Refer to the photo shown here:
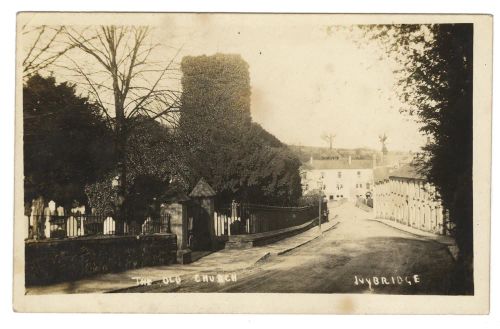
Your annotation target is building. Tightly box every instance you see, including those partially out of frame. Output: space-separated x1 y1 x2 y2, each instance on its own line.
373 164 446 235
301 155 375 201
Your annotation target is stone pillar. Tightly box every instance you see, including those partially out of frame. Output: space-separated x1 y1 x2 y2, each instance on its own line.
201 197 216 247
163 202 192 264
189 178 217 251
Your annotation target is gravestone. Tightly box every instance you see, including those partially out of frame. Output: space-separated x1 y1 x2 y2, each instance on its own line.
56 206 65 216
43 203 54 239
48 200 56 212
66 216 78 237
103 216 115 235
142 216 153 234
71 205 86 236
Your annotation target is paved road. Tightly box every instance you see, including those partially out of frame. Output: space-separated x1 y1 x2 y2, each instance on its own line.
123 203 458 294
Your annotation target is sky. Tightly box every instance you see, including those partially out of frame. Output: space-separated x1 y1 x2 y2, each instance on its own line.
156 14 427 152
22 14 428 152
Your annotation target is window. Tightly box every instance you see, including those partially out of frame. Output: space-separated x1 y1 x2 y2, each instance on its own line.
357 171 361 178
366 183 370 190
329 195 334 200
337 171 342 178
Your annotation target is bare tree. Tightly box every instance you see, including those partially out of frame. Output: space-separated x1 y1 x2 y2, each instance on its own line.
22 25 75 80
321 133 336 150
61 25 182 227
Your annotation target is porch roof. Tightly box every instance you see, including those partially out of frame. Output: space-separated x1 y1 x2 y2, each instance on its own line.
189 178 216 198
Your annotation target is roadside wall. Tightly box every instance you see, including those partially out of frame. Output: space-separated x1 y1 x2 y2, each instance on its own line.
25 234 177 286
225 216 326 249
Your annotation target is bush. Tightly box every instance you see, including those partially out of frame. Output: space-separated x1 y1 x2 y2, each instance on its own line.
298 190 324 207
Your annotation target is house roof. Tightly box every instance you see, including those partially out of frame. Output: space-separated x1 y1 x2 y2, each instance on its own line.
373 166 392 182
307 159 374 170
389 164 424 180
189 178 216 198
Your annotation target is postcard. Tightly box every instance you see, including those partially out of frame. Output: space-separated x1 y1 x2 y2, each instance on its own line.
13 12 492 314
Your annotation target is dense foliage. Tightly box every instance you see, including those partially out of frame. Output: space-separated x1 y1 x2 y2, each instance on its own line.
84 172 117 216
298 190 323 207
363 24 474 293
23 74 114 207
85 116 181 217
178 54 302 206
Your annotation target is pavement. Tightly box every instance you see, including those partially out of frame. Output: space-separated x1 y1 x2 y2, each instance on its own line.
26 212 339 295
369 214 458 260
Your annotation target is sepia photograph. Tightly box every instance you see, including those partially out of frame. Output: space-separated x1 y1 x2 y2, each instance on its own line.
13 12 492 313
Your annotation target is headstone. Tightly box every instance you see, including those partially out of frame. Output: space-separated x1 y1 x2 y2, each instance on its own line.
103 216 115 235
66 216 78 237
48 200 56 213
142 217 152 234
56 206 65 216
71 205 85 214
43 206 52 238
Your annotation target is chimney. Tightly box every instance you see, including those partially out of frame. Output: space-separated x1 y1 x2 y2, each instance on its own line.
348 155 352 165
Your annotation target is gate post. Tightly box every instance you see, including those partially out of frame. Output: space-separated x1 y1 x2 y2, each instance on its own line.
162 193 192 264
189 178 217 250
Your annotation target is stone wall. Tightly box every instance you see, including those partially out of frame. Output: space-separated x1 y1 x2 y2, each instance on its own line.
224 217 320 249
25 234 177 286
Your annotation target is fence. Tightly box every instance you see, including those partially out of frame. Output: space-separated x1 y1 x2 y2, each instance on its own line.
27 213 171 240
214 202 319 236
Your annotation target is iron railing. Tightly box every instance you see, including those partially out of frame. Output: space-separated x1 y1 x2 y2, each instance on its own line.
214 202 321 236
27 213 171 240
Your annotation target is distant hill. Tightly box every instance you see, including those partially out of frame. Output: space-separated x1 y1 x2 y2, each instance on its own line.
287 144 408 164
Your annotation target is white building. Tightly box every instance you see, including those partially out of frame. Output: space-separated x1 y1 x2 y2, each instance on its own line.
301 155 375 201
373 164 447 235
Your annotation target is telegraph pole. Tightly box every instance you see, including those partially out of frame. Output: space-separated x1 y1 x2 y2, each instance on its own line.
318 192 322 233
317 175 324 234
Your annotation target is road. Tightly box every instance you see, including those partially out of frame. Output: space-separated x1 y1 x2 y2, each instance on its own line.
121 202 459 295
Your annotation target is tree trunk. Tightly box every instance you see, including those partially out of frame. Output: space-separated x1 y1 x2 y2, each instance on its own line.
113 77 127 234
